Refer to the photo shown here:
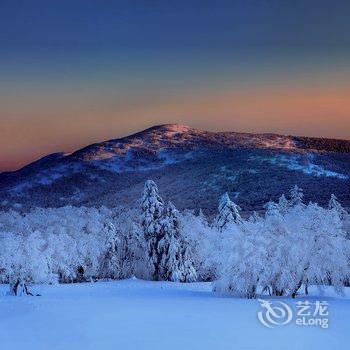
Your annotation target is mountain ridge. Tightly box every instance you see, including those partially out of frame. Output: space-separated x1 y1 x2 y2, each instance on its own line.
4 123 350 176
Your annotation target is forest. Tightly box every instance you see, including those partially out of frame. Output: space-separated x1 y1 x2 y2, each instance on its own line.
0 180 349 298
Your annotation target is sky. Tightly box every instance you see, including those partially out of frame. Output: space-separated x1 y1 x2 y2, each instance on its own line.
1 0 350 171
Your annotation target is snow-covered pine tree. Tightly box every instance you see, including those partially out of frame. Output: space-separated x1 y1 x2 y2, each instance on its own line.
140 180 165 280
158 202 197 282
213 193 242 231
248 211 261 223
277 194 288 214
198 209 208 225
265 200 280 217
288 185 305 208
328 194 347 220
100 222 121 279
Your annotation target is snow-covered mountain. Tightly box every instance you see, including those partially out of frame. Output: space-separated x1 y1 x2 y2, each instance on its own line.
1 124 350 214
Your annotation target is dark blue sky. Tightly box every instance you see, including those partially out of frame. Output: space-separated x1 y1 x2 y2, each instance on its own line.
1 0 350 55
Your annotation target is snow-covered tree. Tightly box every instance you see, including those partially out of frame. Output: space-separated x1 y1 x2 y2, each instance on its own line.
264 200 281 218
198 209 209 226
214 227 269 298
158 203 197 282
140 180 165 280
213 193 242 231
248 211 261 223
180 209 217 281
289 185 305 208
328 194 347 220
100 222 121 279
277 194 289 214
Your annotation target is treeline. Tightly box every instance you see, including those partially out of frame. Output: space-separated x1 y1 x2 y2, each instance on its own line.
0 181 349 298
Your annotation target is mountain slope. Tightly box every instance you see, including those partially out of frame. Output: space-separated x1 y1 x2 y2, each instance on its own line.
1 124 350 214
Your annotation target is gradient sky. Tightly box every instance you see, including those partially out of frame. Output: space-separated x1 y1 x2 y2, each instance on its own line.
1 0 350 171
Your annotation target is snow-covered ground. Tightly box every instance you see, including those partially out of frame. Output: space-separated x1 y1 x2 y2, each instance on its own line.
1 279 349 350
